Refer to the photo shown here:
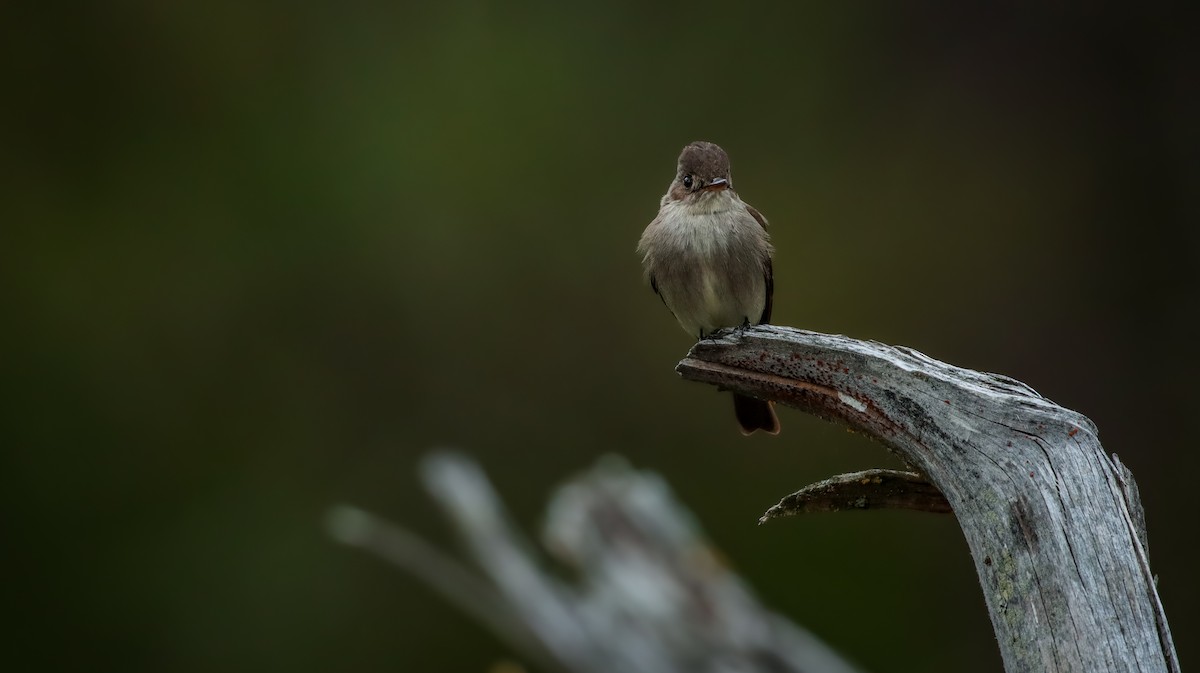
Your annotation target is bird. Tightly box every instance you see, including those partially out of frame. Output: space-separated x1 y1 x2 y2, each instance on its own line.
637 141 780 435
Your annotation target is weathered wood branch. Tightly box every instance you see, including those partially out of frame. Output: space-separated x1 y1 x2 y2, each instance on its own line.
676 325 1177 673
759 468 951 520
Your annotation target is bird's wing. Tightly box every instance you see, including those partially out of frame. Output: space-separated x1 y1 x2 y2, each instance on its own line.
745 203 769 230
761 257 774 324
744 204 774 324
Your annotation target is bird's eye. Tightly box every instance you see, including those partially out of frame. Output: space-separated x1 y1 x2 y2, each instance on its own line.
682 175 693 189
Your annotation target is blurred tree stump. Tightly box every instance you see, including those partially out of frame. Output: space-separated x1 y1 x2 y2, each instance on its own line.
676 325 1177 673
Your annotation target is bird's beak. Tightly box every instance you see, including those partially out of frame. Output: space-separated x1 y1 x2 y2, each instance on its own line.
703 178 729 191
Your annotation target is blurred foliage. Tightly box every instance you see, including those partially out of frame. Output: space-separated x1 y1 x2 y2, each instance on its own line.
2 2 1195 672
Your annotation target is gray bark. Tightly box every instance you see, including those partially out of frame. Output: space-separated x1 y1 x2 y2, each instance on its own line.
676 325 1177 673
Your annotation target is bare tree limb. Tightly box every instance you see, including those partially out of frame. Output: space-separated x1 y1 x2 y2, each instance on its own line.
758 469 951 521
676 325 1177 673
329 453 866 673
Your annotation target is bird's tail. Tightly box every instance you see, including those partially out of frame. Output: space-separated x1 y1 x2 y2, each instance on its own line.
733 394 780 436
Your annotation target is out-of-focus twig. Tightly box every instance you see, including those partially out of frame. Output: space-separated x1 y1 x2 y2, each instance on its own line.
328 452 864 673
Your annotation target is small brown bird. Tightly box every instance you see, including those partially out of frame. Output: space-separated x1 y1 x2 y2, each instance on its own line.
637 141 780 435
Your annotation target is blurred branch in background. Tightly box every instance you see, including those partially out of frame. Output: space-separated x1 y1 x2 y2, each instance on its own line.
328 452 863 673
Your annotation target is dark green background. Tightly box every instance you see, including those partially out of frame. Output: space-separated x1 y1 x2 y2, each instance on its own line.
4 3 1195 671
